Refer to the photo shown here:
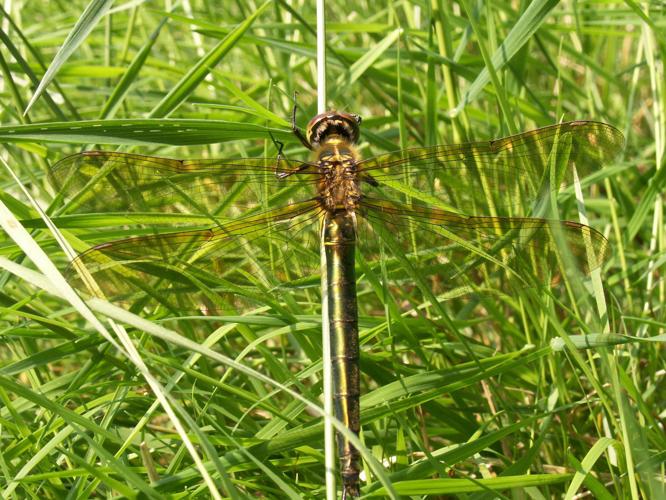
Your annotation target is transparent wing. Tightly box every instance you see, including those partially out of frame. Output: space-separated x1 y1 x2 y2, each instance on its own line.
49 121 622 313
358 197 607 301
359 121 624 214
49 151 319 222
68 200 324 313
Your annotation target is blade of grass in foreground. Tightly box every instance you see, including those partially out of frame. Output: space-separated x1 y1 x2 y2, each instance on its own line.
24 0 115 115
368 473 574 496
0 119 292 146
450 0 559 117
0 158 228 499
148 1 271 118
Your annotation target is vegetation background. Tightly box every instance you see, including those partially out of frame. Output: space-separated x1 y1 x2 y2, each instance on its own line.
0 0 663 498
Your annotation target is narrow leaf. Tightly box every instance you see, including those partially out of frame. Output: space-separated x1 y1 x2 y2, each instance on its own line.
24 0 114 115
450 0 559 117
0 119 292 146
99 17 168 119
149 1 271 118
564 438 618 499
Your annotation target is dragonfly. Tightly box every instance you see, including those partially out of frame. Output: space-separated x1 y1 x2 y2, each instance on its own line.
49 112 624 498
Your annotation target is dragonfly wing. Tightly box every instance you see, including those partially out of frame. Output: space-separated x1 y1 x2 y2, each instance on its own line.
359 121 624 213
70 200 324 313
358 197 608 298
50 151 319 223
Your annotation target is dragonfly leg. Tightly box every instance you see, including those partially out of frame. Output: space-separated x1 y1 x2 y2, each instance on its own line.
291 98 313 150
362 173 379 186
268 131 291 180
268 130 284 157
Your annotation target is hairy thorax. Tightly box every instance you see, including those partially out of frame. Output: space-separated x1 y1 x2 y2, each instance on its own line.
315 136 362 213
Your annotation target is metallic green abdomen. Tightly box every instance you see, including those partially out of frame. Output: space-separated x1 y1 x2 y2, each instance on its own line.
324 210 360 497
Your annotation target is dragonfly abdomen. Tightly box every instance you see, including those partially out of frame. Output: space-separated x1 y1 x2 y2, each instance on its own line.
323 210 361 498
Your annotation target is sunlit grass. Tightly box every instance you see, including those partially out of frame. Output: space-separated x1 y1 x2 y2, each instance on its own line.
0 2 663 499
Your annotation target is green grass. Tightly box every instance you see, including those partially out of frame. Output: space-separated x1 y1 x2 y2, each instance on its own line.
0 1 664 499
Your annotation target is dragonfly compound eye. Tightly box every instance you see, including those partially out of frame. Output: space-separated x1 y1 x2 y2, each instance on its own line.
307 111 362 146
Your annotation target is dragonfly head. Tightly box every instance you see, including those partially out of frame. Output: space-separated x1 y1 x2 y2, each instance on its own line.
306 111 362 147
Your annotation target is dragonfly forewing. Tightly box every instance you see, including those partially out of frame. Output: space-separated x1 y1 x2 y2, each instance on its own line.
50 151 320 220
360 121 624 215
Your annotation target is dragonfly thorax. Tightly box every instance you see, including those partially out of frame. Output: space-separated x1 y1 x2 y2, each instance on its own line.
315 137 362 212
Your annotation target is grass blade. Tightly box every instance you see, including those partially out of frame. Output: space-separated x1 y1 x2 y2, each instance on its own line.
149 1 271 118
23 0 114 115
